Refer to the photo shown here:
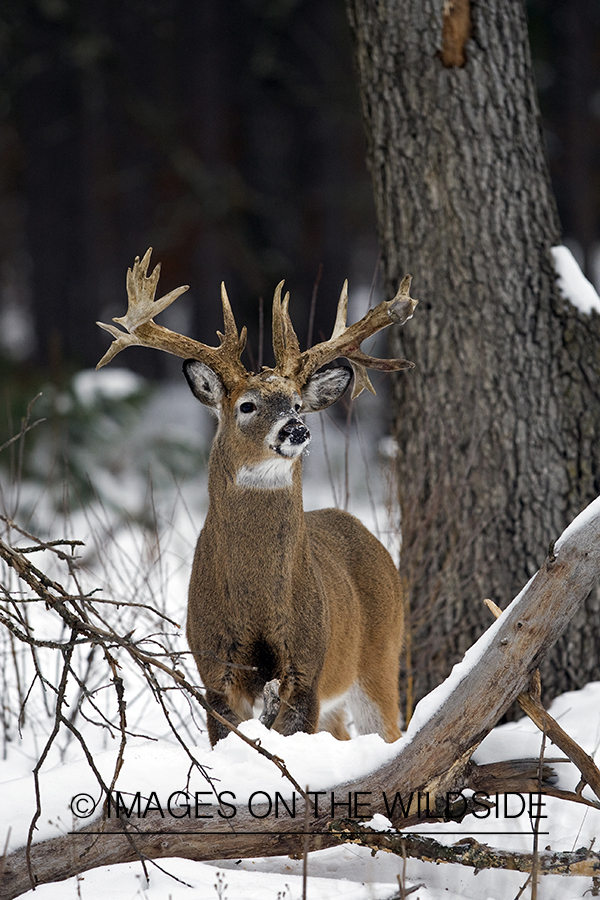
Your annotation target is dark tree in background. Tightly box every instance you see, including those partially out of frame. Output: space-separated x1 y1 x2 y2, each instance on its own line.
2 0 598 379
346 0 600 712
530 0 600 278
0 0 377 377
0 1 599 373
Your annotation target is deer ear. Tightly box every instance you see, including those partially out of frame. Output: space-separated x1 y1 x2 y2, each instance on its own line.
183 359 224 408
301 366 352 412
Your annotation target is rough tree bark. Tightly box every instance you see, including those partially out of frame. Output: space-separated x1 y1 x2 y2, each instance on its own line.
345 0 600 707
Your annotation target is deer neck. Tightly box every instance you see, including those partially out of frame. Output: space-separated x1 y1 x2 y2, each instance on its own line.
203 443 308 594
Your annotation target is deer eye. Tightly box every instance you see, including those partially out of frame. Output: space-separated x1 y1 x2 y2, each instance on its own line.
294 402 301 412
239 401 256 414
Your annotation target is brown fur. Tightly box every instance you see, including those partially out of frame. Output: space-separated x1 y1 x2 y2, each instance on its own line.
185 371 404 746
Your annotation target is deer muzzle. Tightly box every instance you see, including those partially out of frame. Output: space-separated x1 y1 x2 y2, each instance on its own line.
270 416 311 459
278 419 310 446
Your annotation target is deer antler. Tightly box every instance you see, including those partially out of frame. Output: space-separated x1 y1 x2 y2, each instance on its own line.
271 280 302 379
98 251 417 398
272 275 418 398
96 249 248 390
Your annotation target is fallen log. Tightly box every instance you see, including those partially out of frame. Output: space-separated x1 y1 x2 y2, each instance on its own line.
2 498 600 899
329 822 600 877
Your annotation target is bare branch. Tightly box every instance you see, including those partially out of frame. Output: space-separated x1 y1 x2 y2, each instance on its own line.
0 533 312 804
328 822 600 877
484 599 600 803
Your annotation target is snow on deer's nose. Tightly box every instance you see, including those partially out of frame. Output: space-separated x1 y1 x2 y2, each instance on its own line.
278 419 310 446
270 415 311 458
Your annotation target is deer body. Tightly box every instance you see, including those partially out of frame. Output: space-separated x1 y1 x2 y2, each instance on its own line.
186 375 405 743
97 250 418 746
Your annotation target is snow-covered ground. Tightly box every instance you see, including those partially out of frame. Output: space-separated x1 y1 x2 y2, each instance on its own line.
3 685 600 899
1 374 600 900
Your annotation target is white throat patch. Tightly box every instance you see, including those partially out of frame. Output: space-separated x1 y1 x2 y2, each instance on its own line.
235 458 294 490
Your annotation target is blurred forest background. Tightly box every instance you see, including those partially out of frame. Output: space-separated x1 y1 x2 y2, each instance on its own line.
0 0 380 394
0 0 599 397
0 0 599 765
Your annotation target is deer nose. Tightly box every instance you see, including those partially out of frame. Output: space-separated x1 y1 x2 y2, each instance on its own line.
279 419 310 445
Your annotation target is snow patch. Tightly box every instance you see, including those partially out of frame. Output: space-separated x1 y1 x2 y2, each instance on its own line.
73 367 146 406
404 492 600 743
551 244 600 315
1 719 400 854
402 578 535 742
555 492 600 552
361 813 394 831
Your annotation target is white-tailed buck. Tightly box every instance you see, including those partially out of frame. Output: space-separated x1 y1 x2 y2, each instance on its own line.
97 250 417 745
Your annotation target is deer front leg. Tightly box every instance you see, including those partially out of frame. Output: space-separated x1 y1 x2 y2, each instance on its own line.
205 686 252 746
273 676 320 736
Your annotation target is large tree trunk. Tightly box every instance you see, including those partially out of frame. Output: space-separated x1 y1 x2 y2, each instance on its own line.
345 0 600 710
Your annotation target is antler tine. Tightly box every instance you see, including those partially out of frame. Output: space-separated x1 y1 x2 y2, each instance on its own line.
298 274 418 398
331 279 349 340
282 289 300 357
272 280 302 378
96 249 248 390
271 281 284 365
217 283 247 353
